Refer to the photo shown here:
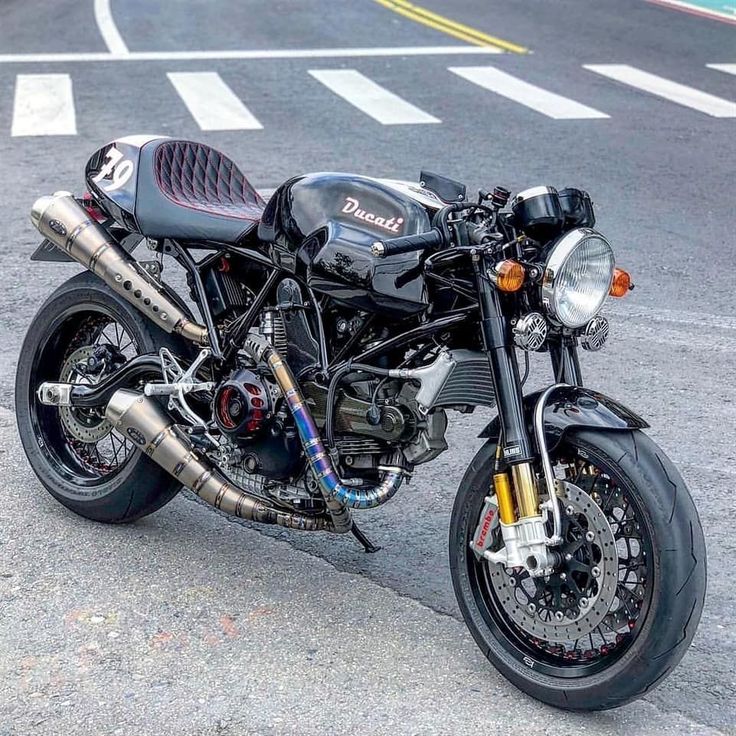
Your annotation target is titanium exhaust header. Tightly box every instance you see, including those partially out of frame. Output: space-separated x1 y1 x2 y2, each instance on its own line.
30 192 208 345
242 334 409 511
105 388 332 532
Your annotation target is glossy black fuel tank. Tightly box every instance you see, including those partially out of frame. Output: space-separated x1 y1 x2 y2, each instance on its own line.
259 173 432 315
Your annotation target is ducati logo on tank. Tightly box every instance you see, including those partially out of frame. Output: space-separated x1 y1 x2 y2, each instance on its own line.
341 197 404 233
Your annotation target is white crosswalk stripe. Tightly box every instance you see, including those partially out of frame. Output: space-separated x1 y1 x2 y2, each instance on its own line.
448 65 609 119
6 64 736 139
308 69 440 125
707 63 736 77
11 73 77 137
585 64 736 117
167 72 263 131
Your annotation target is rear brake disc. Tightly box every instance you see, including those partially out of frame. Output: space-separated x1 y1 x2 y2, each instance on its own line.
58 346 113 443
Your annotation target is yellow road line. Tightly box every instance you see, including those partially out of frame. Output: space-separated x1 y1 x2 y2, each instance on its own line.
373 0 528 54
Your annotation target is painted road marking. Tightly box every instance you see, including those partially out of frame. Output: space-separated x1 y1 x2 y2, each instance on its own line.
94 0 129 54
449 66 609 119
647 0 736 25
373 0 526 53
708 63 736 76
11 74 77 137
167 72 263 130
0 46 502 64
585 64 736 117
309 69 440 124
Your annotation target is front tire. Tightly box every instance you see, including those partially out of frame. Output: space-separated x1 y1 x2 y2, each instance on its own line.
15 272 188 523
449 429 706 710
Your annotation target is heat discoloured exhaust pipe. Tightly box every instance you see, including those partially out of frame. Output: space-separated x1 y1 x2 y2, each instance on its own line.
105 388 332 532
242 334 408 512
31 192 208 345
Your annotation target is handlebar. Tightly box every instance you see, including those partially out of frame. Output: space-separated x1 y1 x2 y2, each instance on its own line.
371 228 444 258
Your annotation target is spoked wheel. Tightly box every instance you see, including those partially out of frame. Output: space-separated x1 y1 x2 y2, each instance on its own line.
16 272 187 522
42 313 139 483
450 429 706 710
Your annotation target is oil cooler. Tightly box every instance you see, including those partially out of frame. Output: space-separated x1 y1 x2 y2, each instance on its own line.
400 349 496 413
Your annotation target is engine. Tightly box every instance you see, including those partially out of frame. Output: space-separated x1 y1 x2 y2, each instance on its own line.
206 278 501 513
300 376 448 470
210 349 448 506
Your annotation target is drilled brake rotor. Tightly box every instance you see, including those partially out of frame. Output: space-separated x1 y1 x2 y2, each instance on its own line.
488 483 618 643
58 346 113 443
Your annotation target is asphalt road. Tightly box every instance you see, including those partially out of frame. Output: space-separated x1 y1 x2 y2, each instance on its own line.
1 1 735 733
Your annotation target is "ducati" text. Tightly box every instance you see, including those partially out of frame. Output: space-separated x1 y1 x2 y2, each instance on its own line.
341 197 404 233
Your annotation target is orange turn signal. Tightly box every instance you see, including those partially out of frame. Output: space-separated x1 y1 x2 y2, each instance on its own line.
609 267 631 298
494 260 526 292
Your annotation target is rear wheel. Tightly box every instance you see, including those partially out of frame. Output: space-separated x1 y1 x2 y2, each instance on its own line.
15 272 187 523
449 429 706 710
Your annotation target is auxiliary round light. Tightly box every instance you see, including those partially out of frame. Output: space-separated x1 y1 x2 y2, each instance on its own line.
580 315 610 352
513 312 548 351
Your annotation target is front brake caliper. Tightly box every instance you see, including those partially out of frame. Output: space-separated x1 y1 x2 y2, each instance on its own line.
470 495 500 558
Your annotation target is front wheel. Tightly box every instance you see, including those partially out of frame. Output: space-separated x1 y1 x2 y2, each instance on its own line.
450 429 706 710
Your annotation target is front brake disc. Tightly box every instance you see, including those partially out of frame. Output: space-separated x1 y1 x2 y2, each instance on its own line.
487 483 618 643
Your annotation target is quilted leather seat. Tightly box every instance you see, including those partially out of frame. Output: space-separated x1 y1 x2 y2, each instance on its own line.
134 139 265 243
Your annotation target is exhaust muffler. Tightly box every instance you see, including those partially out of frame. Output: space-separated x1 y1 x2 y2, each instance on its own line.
105 388 332 532
31 192 208 345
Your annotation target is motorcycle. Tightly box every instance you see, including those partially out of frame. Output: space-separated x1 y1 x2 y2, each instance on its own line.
16 135 706 710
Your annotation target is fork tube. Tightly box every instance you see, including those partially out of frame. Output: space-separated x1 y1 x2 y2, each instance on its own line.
475 257 533 465
549 336 583 385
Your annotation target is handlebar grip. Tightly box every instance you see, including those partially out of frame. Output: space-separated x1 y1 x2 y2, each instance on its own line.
371 229 443 258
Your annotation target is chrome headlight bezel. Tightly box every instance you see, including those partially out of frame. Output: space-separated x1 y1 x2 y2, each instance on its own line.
541 228 615 328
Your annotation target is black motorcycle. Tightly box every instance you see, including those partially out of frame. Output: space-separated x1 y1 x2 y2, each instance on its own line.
16 136 705 710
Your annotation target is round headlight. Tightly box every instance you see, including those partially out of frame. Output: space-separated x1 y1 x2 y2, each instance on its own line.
542 228 615 328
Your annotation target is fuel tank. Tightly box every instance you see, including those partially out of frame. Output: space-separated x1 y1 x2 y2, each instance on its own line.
259 173 434 316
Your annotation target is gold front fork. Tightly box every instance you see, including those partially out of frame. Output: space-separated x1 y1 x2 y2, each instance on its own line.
510 463 541 518
492 447 541 523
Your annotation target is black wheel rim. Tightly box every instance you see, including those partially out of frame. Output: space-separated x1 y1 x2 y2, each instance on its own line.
466 441 654 678
28 304 143 490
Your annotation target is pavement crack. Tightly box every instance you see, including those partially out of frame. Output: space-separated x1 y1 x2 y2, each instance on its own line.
179 489 462 622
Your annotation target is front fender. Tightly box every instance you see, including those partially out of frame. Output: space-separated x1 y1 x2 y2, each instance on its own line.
479 386 648 453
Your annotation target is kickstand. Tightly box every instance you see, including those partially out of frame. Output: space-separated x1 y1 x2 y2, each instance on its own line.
351 522 381 553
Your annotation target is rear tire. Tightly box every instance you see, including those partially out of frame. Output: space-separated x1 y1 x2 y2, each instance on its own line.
449 429 706 710
15 272 189 523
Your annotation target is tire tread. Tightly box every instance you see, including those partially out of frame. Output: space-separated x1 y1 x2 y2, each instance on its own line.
449 428 707 711
15 272 185 524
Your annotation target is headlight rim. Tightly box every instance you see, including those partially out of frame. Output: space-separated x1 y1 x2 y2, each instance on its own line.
541 227 615 329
